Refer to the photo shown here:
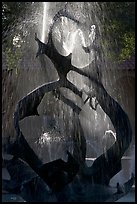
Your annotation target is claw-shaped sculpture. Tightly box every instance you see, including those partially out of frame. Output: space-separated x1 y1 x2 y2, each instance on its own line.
5 6 133 202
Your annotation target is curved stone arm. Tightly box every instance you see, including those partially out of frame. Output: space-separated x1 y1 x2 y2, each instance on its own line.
71 115 87 166
14 80 62 136
82 81 132 185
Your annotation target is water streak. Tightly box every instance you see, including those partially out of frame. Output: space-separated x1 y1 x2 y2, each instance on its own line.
41 2 49 43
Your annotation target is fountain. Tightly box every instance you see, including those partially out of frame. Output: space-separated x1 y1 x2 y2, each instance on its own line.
2 2 134 202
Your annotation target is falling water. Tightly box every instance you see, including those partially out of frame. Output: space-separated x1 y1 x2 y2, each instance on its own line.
50 2 118 158
2 2 135 202
41 2 49 43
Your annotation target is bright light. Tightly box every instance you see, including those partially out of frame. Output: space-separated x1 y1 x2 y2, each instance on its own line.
43 132 51 142
35 131 62 147
36 132 51 146
13 35 22 47
41 2 49 43
89 25 96 43
105 129 116 141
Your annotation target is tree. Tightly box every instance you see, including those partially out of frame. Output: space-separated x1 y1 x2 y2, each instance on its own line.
2 2 40 71
2 2 33 43
100 2 135 60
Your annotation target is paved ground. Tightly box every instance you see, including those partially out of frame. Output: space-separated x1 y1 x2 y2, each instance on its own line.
2 188 135 202
2 194 26 202
116 187 135 202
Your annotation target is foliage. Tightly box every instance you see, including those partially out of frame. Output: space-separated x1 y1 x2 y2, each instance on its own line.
2 2 35 72
100 2 135 61
5 47 22 74
2 2 32 42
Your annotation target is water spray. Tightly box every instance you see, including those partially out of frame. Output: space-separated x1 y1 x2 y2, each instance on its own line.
41 2 49 43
